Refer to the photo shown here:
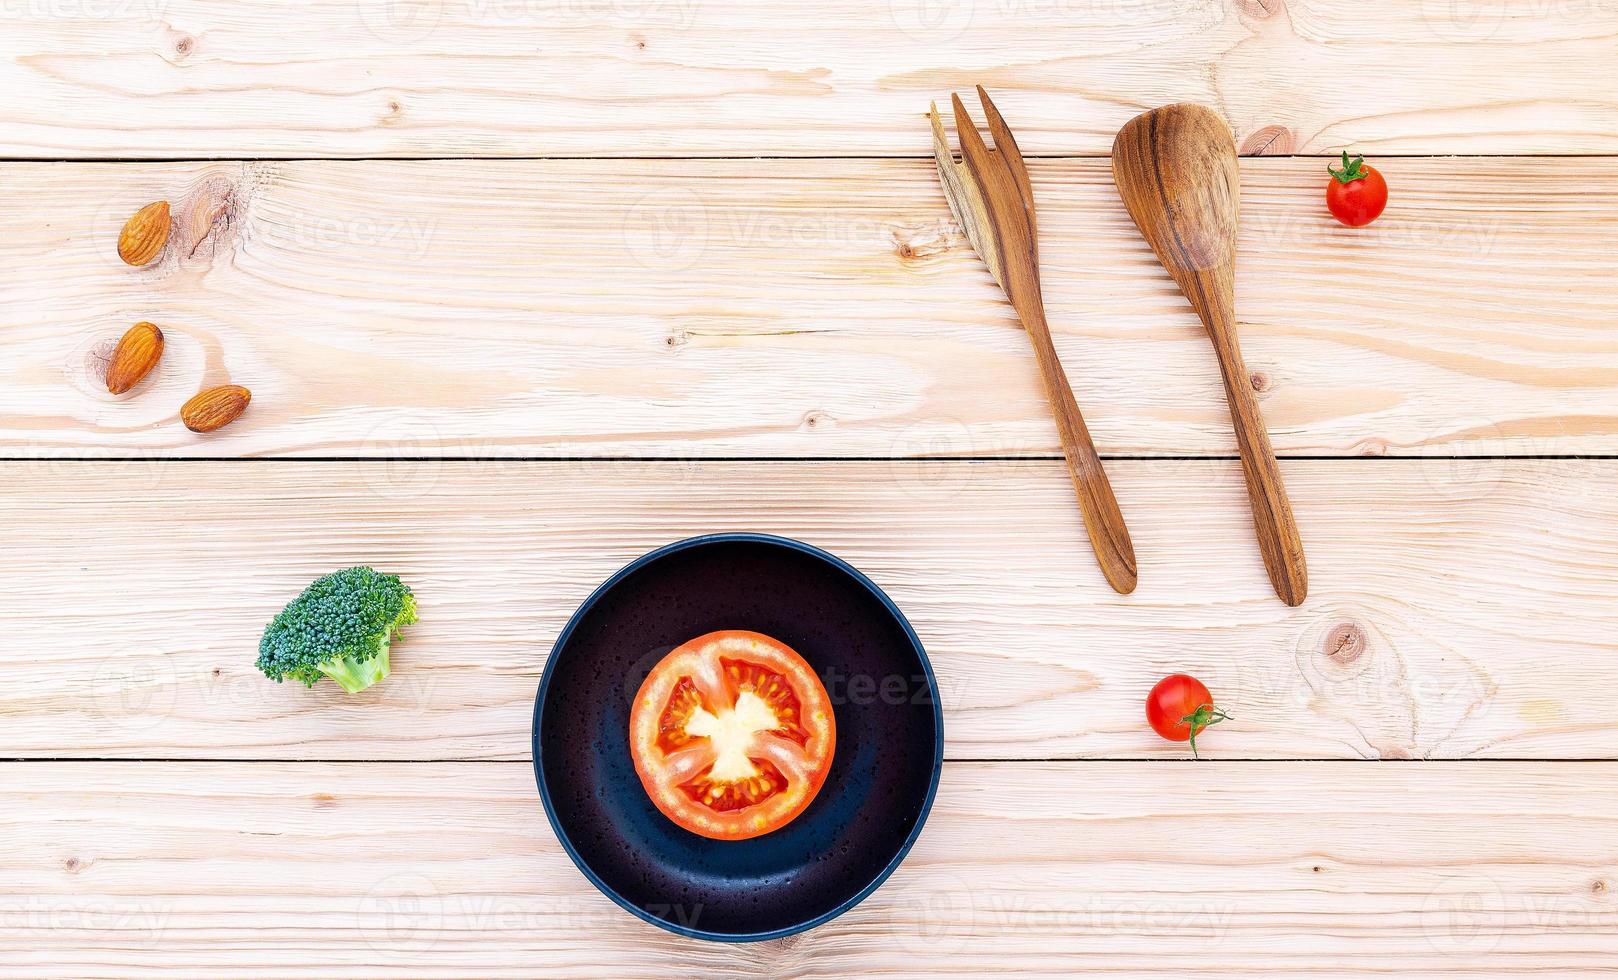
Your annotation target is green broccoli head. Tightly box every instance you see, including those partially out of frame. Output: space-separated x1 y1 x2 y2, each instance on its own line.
257 566 418 693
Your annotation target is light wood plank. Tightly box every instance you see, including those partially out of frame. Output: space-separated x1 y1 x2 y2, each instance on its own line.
3 1 1617 158
2 761 1614 977
2 458 1614 761
3 158 1614 457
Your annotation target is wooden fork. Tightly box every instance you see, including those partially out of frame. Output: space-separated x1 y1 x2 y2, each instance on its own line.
929 86 1137 595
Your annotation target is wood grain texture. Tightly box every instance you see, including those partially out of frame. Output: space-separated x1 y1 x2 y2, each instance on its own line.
3 1 1618 158
3 157 1615 458
2 459 1615 761
1113 103 1306 605
939 88 1137 594
2 761 1614 978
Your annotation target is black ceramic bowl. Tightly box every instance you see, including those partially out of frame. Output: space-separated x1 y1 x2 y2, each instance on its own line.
533 533 943 941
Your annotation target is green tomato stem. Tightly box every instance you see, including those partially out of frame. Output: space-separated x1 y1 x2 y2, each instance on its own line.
1180 703 1232 760
1328 150 1370 184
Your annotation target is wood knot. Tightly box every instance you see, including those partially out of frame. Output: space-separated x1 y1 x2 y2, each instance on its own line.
1323 623 1366 665
630 33 647 50
1594 878 1610 895
802 410 833 430
1357 438 1389 457
892 224 955 263
81 335 119 391
1249 370 1271 393
1235 0 1284 20
765 931 808 953
1240 125 1295 156
664 330 689 350
64 856 82 872
174 35 195 58
175 174 239 260
312 793 338 810
212 667 223 678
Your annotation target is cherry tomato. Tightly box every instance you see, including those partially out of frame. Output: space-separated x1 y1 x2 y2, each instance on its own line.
629 630 836 840
1145 673 1229 759
1325 152 1388 227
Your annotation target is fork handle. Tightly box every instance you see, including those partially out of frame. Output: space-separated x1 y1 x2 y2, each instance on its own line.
1018 304 1138 595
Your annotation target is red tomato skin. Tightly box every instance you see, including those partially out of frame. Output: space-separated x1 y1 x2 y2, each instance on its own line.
1326 165 1388 227
1145 673 1214 742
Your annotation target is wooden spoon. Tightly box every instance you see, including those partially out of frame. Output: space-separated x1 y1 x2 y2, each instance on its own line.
1111 104 1307 606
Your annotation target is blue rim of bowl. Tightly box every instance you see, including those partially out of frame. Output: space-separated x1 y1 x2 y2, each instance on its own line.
531 532 945 943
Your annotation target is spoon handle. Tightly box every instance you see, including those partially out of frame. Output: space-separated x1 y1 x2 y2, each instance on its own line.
1205 319 1308 606
1018 302 1139 596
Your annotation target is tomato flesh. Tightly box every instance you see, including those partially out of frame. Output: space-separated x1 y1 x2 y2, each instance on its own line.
629 630 836 840
681 759 788 812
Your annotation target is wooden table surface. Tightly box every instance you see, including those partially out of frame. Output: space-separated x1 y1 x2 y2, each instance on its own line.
3 2 1617 976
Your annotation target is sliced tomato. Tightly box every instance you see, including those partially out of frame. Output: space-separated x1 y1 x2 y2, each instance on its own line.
629 630 836 840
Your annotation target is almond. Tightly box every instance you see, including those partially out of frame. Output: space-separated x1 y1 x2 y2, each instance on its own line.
181 384 251 433
118 201 171 266
105 321 165 394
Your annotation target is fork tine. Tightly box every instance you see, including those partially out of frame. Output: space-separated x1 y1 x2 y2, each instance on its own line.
930 97 1002 285
952 90 1026 285
951 92 1017 218
927 100 954 166
976 85 1036 251
928 101 968 229
949 92 992 169
950 92 1003 197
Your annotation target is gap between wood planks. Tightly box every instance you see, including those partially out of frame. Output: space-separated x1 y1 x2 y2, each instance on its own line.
2 455 1613 462
8 153 1618 164
1 757 1610 763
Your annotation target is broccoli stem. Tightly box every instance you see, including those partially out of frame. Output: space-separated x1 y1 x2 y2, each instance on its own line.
316 645 392 694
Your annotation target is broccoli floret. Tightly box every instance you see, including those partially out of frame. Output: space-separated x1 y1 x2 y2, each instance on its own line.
257 566 418 693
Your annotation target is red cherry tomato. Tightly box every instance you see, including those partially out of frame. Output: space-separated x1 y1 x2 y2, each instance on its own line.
1326 152 1388 227
1145 673 1229 759
629 630 836 840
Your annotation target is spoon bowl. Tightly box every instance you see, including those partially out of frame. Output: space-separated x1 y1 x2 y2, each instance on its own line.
1112 103 1308 606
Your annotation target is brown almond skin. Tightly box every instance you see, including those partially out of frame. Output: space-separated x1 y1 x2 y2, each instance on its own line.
181 385 251 433
105 322 165 395
118 201 171 266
